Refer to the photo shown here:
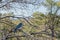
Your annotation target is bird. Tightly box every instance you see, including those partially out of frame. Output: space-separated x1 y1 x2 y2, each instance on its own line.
14 23 23 33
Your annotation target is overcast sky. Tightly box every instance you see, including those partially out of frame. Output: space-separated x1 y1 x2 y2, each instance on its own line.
0 0 59 17
0 0 46 17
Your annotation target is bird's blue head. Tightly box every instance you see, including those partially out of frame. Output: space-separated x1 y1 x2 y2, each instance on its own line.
19 23 23 25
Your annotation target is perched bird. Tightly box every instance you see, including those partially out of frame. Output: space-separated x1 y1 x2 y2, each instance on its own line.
14 23 23 32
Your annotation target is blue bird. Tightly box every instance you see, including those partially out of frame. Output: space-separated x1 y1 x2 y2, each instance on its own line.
14 23 23 32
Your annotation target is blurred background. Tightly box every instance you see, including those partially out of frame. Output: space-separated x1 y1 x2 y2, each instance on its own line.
0 0 60 40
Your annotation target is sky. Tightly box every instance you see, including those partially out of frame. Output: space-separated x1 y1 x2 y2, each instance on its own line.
0 0 47 17
0 0 59 17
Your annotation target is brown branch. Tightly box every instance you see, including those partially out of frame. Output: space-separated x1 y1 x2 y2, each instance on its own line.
0 1 13 8
1 20 16 26
54 7 60 14
0 21 13 27
0 16 39 28
30 31 58 38
6 35 25 39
